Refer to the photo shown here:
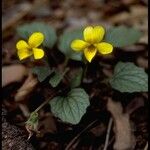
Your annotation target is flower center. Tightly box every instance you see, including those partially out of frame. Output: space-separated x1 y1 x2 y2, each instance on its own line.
88 45 95 51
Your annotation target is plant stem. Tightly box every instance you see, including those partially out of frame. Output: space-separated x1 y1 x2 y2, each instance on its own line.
63 57 69 68
33 58 70 113
34 91 59 113
82 63 88 82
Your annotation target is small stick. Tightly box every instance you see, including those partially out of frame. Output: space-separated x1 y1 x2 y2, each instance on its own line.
103 118 113 150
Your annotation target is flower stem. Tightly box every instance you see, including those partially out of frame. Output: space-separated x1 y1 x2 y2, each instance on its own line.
82 62 88 82
63 57 69 68
34 91 59 113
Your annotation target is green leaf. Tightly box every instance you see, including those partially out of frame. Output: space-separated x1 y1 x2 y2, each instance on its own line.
58 28 83 61
104 26 142 47
49 68 69 87
49 72 62 87
49 88 90 124
70 68 83 88
17 22 57 48
32 66 53 82
109 62 148 93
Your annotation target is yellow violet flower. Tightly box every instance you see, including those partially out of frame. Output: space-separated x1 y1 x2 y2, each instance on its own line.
71 26 113 62
16 32 45 60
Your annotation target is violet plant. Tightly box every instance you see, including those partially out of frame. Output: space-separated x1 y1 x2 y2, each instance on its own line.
16 22 148 137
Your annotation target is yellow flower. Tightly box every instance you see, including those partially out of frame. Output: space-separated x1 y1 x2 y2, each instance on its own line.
16 32 45 60
71 26 113 62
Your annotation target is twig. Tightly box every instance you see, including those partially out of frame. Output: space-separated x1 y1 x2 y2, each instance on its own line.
65 120 98 150
103 118 113 150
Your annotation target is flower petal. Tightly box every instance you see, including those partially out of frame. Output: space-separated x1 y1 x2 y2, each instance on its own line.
16 40 29 50
84 46 97 62
83 26 105 43
83 26 94 43
32 48 44 59
96 42 113 55
93 26 105 43
71 39 89 51
28 32 44 48
17 49 32 60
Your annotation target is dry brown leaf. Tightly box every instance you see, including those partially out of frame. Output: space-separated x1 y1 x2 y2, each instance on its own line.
102 68 113 77
90 123 106 137
30 0 51 17
107 4 148 44
121 44 147 52
139 33 148 43
14 73 38 117
125 96 145 115
108 5 147 24
122 0 139 5
15 73 38 102
2 2 32 31
136 56 148 69
18 103 30 118
2 64 28 87
38 112 57 137
107 98 135 150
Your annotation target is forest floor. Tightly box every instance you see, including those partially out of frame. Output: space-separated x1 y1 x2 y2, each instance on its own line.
2 0 148 150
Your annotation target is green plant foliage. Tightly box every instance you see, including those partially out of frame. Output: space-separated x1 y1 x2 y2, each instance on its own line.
26 112 38 124
104 26 142 47
32 66 53 82
26 112 39 131
49 68 69 87
70 68 83 88
49 88 90 124
58 28 83 61
109 62 148 92
17 22 57 48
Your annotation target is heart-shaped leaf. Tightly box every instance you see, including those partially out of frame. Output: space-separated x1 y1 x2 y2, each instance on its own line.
109 62 148 92
49 88 90 124
104 26 142 47
70 68 83 88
